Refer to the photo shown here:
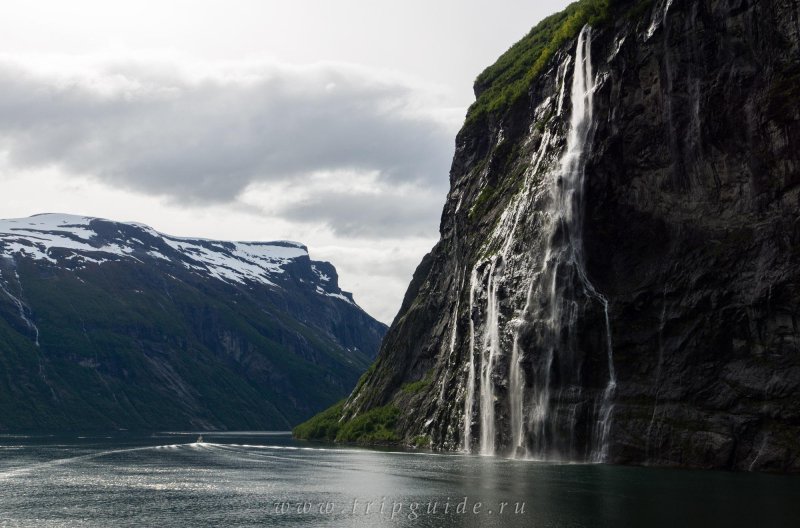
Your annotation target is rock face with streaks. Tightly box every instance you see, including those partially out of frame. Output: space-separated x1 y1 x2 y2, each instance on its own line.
330 0 800 471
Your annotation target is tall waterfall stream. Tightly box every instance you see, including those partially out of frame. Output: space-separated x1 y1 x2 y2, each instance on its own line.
463 26 616 462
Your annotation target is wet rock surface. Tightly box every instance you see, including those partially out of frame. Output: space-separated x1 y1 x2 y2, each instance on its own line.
340 0 800 472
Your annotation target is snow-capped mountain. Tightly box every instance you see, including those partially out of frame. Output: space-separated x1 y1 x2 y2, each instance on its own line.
0 213 356 304
0 214 386 432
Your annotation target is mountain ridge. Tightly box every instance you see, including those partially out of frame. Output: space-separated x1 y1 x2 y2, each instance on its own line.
0 213 386 431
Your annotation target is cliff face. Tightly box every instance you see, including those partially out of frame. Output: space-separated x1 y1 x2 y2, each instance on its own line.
334 0 800 471
0 214 386 431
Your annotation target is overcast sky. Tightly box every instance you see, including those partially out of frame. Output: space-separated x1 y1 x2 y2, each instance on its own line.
0 0 569 323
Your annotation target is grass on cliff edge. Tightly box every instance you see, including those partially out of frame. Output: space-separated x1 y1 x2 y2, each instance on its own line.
467 0 649 124
293 401 401 444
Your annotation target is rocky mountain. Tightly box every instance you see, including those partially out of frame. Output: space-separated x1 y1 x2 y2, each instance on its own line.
0 213 386 431
297 0 800 472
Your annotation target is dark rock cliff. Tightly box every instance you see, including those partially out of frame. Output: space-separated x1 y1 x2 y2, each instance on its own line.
322 0 800 472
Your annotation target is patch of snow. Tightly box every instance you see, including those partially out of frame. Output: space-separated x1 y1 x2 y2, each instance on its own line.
0 214 323 291
78 255 110 265
311 264 331 282
325 292 354 304
161 237 306 287
2 241 56 263
315 285 355 305
0 214 134 261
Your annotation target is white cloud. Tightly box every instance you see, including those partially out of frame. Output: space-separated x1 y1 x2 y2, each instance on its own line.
0 55 456 205
0 0 576 324
0 56 457 322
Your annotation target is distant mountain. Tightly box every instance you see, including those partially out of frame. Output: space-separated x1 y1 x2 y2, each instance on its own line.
0 213 386 431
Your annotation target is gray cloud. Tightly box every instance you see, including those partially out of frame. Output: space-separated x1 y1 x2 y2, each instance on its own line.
0 58 456 237
278 188 443 238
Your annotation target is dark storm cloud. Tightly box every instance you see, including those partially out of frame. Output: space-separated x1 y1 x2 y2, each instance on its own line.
0 59 456 235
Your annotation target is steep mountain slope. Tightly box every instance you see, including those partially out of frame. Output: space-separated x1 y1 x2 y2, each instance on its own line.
299 0 800 472
0 213 386 431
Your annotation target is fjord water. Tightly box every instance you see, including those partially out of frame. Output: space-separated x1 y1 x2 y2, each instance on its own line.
1 433 798 527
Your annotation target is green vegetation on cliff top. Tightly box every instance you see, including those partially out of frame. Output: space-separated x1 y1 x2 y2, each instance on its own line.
467 0 643 124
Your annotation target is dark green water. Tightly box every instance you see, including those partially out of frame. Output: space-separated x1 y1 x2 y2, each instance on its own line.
0 432 797 527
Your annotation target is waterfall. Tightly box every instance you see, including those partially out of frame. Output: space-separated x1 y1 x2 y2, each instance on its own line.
508 65 567 458
462 25 615 461
524 25 616 461
463 270 478 451
749 437 768 471
590 303 616 461
509 333 524 455
646 0 674 40
476 109 560 456
0 268 40 347
439 279 463 405
560 25 616 463
645 284 668 459
523 24 599 460
479 259 501 454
